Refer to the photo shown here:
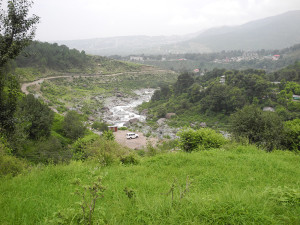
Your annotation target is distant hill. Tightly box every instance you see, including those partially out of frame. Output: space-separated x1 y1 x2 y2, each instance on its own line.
171 10 300 53
56 35 196 56
57 11 300 56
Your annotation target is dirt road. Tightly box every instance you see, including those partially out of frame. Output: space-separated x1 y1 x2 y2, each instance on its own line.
114 130 157 149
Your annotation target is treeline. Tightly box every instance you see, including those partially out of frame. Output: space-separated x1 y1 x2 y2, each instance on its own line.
15 41 90 71
269 61 300 82
141 64 300 151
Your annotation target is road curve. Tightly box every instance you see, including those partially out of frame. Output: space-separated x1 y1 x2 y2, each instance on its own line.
21 73 123 94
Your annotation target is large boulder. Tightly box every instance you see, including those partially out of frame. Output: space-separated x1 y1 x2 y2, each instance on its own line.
129 118 139 124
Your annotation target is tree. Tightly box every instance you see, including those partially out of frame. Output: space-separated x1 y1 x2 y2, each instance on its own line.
174 72 194 95
0 0 39 67
231 105 284 151
0 0 39 135
282 119 300 151
18 94 54 140
62 111 86 140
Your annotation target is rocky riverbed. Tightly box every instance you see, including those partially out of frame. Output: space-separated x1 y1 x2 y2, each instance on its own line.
101 88 180 140
102 89 155 127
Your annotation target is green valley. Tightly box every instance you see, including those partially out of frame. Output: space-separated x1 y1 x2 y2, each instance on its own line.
1 1 300 224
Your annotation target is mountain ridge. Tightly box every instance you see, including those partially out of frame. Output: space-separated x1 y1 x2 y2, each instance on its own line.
57 10 300 55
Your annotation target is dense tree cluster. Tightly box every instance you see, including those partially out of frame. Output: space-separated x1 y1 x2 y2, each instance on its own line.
146 65 300 150
15 41 89 70
151 68 274 115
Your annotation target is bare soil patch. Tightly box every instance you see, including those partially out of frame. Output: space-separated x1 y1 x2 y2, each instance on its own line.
114 130 157 149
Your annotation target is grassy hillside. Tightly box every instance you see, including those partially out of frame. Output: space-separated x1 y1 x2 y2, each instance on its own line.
25 67 177 115
0 145 299 224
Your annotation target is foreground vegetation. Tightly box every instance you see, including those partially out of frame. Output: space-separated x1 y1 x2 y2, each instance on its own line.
1 144 299 224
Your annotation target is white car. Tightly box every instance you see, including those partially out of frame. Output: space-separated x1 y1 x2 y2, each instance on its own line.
126 132 139 139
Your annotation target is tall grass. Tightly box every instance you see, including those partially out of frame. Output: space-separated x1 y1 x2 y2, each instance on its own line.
0 145 299 224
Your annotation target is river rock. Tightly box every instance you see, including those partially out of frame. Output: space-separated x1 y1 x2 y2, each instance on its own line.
88 116 95 121
200 122 207 128
141 109 148 116
129 118 139 124
157 118 166 125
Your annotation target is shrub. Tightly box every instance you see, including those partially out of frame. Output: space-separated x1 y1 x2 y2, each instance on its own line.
120 153 140 165
34 136 72 164
92 121 108 131
282 119 300 151
0 142 28 177
177 128 226 152
72 133 99 160
103 130 115 141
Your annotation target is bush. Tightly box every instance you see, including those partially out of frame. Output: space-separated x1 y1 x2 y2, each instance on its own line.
177 128 226 152
0 142 28 177
120 153 140 165
103 130 115 141
91 121 108 131
79 137 133 166
34 136 72 164
72 133 99 160
282 119 300 151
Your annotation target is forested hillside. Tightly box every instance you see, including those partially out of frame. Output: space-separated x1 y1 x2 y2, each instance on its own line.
16 41 90 70
140 63 300 150
12 41 143 82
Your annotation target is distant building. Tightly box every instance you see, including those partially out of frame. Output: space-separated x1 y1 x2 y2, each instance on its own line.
108 126 118 132
130 56 144 61
272 55 280 61
263 107 275 112
293 95 300 101
220 75 225 84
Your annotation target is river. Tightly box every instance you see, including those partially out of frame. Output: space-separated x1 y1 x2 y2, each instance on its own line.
103 89 155 127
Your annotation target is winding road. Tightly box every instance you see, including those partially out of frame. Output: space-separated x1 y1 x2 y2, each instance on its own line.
21 73 123 94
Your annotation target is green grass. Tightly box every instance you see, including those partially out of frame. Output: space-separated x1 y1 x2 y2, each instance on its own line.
0 145 299 224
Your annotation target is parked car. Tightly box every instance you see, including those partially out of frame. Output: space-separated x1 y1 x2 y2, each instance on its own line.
126 132 139 139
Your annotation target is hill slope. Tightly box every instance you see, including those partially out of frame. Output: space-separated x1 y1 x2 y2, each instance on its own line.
168 10 300 52
57 11 300 55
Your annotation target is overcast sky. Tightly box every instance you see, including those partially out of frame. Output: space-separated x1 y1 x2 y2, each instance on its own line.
30 0 300 41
